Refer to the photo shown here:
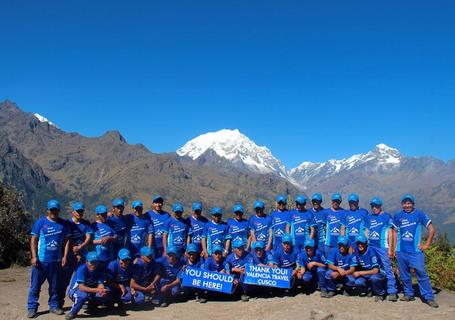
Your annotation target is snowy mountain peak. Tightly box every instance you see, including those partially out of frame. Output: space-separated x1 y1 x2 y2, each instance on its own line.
177 129 288 177
34 113 58 128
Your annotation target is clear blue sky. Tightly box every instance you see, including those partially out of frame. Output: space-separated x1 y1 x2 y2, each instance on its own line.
1 1 454 169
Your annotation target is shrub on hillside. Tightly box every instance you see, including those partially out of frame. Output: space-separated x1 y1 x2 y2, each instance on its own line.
0 183 31 268
425 233 455 291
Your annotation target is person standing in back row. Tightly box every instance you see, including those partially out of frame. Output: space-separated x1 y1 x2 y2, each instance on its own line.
393 194 438 308
147 195 170 258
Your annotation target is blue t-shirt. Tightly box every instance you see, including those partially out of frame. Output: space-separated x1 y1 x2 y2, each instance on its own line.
188 215 209 252
227 218 249 244
67 218 93 255
202 220 230 255
394 209 432 253
365 212 396 249
127 213 154 256
132 258 160 286
287 209 316 246
156 256 184 281
324 208 346 247
182 256 203 269
312 208 326 245
272 247 299 269
270 210 291 246
31 217 70 262
225 251 254 273
354 247 379 271
69 263 105 290
107 214 130 251
163 216 190 251
297 249 326 269
248 215 272 243
92 221 116 262
148 210 171 249
107 259 134 284
345 208 368 245
202 256 226 272
326 248 357 270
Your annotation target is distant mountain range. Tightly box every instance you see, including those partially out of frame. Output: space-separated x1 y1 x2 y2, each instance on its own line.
1 100 454 241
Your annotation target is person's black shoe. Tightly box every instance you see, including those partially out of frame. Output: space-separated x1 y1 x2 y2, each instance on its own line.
425 300 439 308
199 297 207 303
326 291 336 298
50 307 65 315
27 310 37 319
159 302 169 308
400 295 415 302
388 294 398 302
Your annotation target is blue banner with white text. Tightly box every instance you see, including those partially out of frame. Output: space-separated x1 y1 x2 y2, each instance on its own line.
243 264 292 288
182 267 235 293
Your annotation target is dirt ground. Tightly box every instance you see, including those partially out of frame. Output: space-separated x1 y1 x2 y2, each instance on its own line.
1 267 454 320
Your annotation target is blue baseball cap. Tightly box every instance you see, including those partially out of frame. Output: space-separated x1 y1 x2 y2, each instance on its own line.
401 194 415 204
295 195 307 205
331 193 342 202
276 195 287 204
252 241 265 249
192 202 203 211
86 252 99 263
118 248 131 261
348 193 359 203
211 207 223 215
140 246 154 258
212 245 224 254
166 246 177 256
172 203 184 213
132 200 143 209
186 243 199 254
253 200 265 209
112 198 125 207
304 239 315 248
95 205 108 214
311 193 323 202
71 201 84 211
47 199 60 210
232 239 245 249
282 234 292 244
152 194 164 203
370 197 383 206
337 236 349 246
356 234 368 244
233 204 244 213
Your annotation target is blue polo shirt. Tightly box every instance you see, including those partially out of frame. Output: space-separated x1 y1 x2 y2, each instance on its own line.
287 209 316 246
148 210 171 249
252 251 274 265
272 247 299 269
227 218 249 243
107 214 130 251
163 216 190 251
202 220 230 255
270 210 291 246
365 212 396 249
202 256 227 272
92 221 116 262
324 208 346 247
69 263 105 290
225 251 254 271
354 247 379 271
297 249 326 268
312 208 326 246
394 209 432 253
132 258 160 286
31 217 70 263
127 213 154 256
345 208 368 245
107 259 134 285
67 218 93 258
156 257 184 281
188 215 209 252
326 248 357 270
248 215 272 243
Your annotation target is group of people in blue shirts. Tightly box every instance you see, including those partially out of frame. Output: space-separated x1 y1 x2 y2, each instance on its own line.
26 192 439 319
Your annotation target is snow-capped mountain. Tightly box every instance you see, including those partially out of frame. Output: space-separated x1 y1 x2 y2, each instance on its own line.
177 129 288 177
289 143 402 185
34 113 59 128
